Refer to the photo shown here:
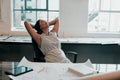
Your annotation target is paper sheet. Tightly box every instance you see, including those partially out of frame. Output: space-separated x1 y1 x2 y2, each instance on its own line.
9 57 120 80
9 57 95 80
0 36 9 41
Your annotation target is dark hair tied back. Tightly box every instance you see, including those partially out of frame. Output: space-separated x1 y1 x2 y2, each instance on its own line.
34 20 43 34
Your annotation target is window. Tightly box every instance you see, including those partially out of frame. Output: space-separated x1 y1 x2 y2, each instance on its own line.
88 0 120 34
11 0 59 31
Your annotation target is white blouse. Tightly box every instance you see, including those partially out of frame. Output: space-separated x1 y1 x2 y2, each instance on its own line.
39 32 71 63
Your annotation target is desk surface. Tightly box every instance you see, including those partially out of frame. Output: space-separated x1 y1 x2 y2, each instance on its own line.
0 60 92 80
8 57 96 80
8 57 120 80
0 36 120 44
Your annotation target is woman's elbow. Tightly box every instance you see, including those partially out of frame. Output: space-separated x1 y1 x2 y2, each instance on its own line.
24 21 28 26
24 21 31 28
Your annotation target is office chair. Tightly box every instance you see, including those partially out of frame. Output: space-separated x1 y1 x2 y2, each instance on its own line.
64 51 78 63
32 38 45 62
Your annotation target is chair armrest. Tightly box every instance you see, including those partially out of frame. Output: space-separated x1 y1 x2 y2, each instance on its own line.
65 51 78 55
65 51 78 63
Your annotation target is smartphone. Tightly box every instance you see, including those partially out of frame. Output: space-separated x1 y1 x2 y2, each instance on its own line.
5 66 33 76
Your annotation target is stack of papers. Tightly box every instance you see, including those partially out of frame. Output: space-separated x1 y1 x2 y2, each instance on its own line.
9 57 120 80
68 64 98 76
9 57 96 80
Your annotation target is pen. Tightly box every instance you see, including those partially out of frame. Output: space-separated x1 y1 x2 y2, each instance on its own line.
38 67 45 73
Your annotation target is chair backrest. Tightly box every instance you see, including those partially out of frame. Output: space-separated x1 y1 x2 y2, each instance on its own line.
32 38 45 62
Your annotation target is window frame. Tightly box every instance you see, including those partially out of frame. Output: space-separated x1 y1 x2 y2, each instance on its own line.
11 0 59 32
25 0 48 11
88 0 120 34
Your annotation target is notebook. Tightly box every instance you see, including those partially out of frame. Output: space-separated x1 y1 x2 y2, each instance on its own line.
68 64 98 77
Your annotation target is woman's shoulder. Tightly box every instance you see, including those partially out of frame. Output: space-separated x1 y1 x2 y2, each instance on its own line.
50 32 57 36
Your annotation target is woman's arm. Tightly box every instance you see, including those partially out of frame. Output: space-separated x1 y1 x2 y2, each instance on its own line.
30 23 35 28
24 21 41 46
49 18 59 33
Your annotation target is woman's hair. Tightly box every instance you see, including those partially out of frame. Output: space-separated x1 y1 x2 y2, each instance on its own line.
34 20 43 34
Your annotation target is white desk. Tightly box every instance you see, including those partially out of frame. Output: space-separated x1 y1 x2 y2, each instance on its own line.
9 57 120 80
0 36 120 44
1 36 120 63
9 57 95 80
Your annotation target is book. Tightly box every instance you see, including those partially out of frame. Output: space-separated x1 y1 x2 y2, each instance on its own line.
68 64 98 77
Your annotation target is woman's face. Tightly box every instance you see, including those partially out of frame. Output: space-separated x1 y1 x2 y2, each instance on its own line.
39 20 49 29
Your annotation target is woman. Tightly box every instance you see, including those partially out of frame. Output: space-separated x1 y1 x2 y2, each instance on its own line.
24 18 71 63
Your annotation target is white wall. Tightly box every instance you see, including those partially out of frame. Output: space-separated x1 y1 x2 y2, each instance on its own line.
0 0 28 36
59 0 88 38
0 0 10 35
0 0 120 37
0 0 1 19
